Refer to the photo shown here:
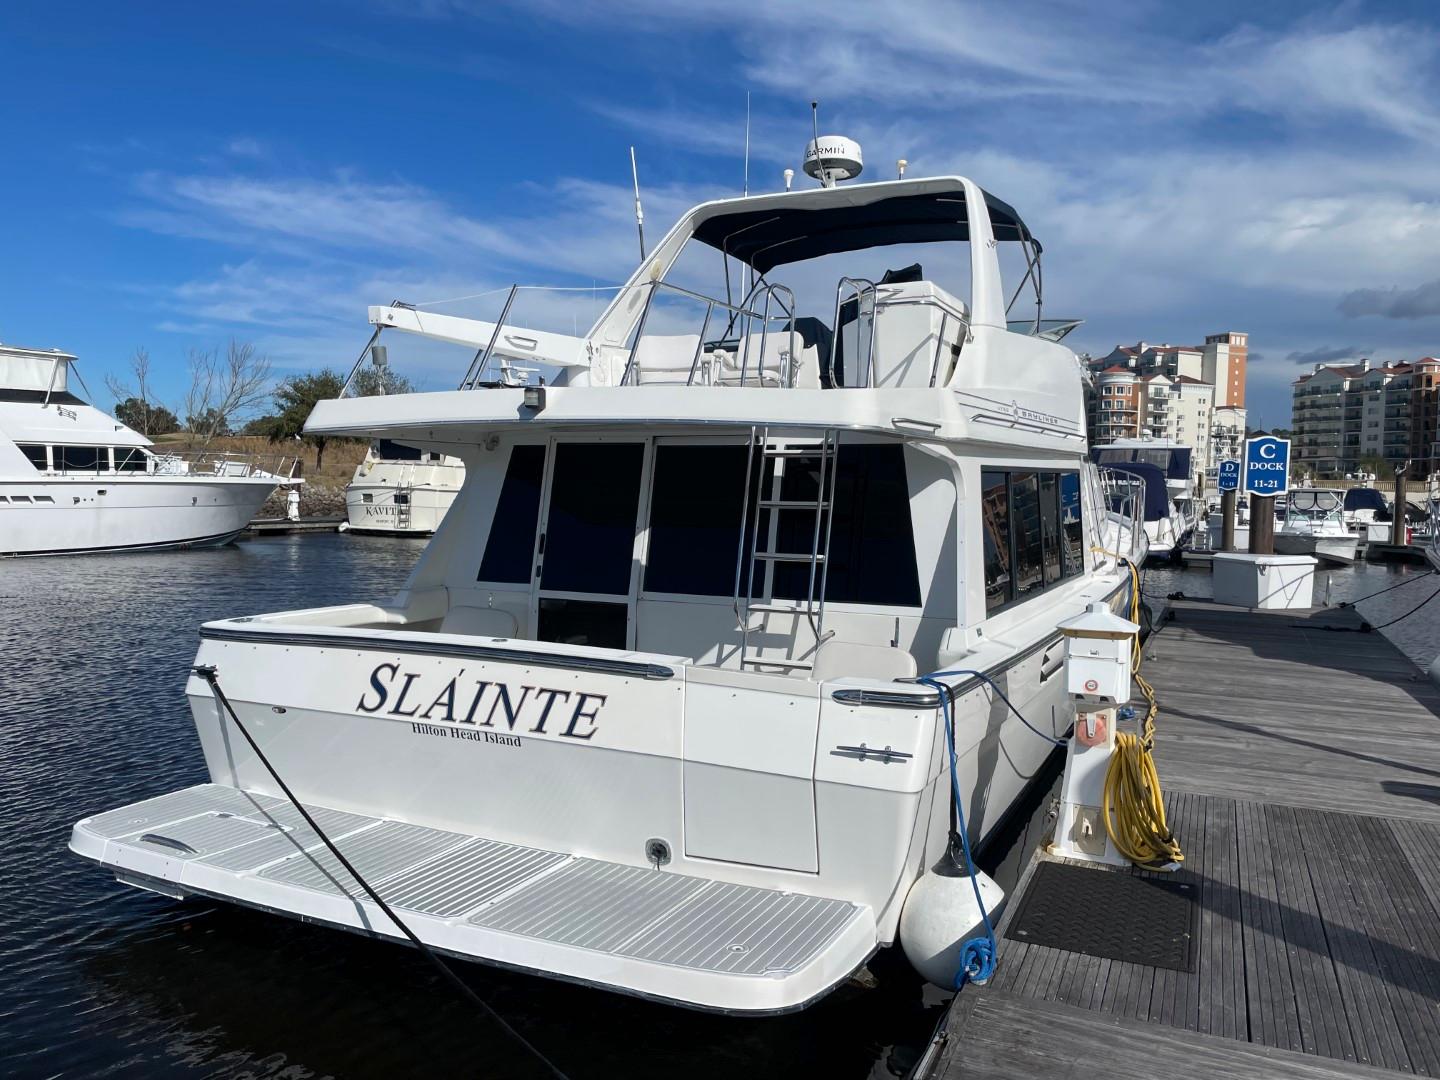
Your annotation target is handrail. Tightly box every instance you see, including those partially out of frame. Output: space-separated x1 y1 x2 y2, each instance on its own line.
830 277 877 387
622 279 797 387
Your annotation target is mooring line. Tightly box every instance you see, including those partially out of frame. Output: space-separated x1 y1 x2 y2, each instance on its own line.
192 664 569 1080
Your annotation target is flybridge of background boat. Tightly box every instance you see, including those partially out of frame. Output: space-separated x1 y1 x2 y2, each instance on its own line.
309 175 1087 445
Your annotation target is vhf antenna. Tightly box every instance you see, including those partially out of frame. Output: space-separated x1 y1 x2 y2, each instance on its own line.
630 145 646 260
743 91 751 196
810 100 828 188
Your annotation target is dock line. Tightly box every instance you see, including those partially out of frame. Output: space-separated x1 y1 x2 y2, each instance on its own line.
191 664 570 1080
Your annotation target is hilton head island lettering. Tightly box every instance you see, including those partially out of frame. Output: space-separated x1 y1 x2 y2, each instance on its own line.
356 662 607 742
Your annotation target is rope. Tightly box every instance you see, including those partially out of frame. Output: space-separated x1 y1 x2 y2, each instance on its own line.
1366 580 1440 631
1339 568 1435 608
917 673 997 987
1100 562 1184 870
193 666 570 1080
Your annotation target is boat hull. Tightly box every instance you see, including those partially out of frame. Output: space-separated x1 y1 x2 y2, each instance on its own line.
0 476 283 556
1274 531 1357 565
344 483 458 535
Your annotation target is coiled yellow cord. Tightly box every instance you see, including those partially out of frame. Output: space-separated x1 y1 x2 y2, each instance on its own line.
1102 561 1184 869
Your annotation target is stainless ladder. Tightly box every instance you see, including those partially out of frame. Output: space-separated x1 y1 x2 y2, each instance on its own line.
736 427 839 672
395 479 413 531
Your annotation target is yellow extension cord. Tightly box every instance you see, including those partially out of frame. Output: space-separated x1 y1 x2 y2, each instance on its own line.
1102 560 1185 870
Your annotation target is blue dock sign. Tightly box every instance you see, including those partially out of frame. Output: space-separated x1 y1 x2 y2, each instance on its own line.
1244 436 1290 497
1217 459 1241 492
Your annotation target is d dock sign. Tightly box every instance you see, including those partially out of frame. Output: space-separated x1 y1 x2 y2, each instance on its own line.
1244 435 1290 498
1217 459 1241 493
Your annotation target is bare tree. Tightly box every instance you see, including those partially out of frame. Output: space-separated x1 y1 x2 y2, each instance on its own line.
105 347 158 431
181 340 273 446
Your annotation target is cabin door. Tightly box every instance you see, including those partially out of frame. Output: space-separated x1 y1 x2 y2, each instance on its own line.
530 437 649 651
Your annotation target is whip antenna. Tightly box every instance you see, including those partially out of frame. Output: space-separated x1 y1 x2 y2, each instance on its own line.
629 145 646 260
743 91 751 196
809 100 827 187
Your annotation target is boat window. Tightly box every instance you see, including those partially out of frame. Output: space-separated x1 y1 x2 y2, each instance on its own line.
537 597 628 649
985 469 1086 614
477 444 547 584
540 442 644 595
1039 473 1062 586
377 438 424 462
644 444 758 596
34 495 55 503
774 444 921 606
114 447 149 472
1060 473 1084 576
17 444 48 470
1011 472 1045 599
11 495 33 503
981 469 1012 612
55 446 107 471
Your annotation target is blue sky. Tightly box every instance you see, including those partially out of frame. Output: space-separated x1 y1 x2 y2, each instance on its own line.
4 1 1439 427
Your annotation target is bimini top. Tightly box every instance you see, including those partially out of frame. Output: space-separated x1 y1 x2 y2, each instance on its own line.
1092 444 1193 484
1101 461 1171 522
687 179 1037 275
1343 487 1388 514
0 343 83 403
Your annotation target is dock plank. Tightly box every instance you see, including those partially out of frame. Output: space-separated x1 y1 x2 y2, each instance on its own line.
937 990 1406 1080
932 599 1440 1080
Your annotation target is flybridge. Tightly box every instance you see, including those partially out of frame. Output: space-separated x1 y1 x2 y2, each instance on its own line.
330 176 1065 399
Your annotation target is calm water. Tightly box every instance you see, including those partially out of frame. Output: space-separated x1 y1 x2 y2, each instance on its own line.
1 537 1434 1078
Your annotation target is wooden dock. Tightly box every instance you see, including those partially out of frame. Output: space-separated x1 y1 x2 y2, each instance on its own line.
244 515 344 535
928 600 1440 1079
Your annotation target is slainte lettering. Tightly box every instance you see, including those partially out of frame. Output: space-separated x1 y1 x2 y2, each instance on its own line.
362 662 607 741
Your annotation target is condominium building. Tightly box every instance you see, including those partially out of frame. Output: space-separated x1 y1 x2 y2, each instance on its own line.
1087 330 1248 487
1291 358 1440 479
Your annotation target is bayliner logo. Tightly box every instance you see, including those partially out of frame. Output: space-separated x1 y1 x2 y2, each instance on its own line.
356 663 606 741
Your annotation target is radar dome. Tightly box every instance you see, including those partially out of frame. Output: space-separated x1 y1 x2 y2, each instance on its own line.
803 136 863 185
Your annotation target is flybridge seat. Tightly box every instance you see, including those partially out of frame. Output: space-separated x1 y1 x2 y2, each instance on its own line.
71 784 877 1013
627 329 821 388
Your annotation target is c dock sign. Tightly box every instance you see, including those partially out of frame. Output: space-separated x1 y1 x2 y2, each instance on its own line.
1244 435 1290 497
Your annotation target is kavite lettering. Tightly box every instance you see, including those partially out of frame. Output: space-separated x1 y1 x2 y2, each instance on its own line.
357 663 606 741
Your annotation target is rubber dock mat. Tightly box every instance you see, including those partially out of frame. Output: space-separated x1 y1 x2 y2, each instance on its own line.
1004 860 1198 972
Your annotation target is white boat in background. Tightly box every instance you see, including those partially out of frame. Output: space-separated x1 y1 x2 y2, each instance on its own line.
0 343 297 557
344 439 464 535
1090 439 1198 561
72 146 1148 1012
1275 488 1358 564
1343 487 1392 545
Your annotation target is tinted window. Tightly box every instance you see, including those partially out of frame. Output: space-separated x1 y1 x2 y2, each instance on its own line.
1039 473 1062 586
773 444 921 606
980 469 1012 612
377 439 424 462
1060 473 1084 576
17 444 47 470
1011 472 1045 599
115 447 149 472
537 598 628 650
645 445 753 596
477 445 546 583
57 446 104 471
540 442 643 595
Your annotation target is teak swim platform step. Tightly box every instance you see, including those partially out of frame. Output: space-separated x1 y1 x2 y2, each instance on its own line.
70 784 876 1014
928 600 1440 1079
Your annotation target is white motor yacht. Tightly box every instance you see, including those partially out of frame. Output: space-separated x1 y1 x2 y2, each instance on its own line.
0 343 297 557
1090 439 1198 561
344 439 464 535
1275 488 1358 564
1343 487 1391 545
72 152 1148 1012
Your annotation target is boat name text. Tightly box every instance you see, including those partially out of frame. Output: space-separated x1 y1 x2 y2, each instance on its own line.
357 662 606 741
